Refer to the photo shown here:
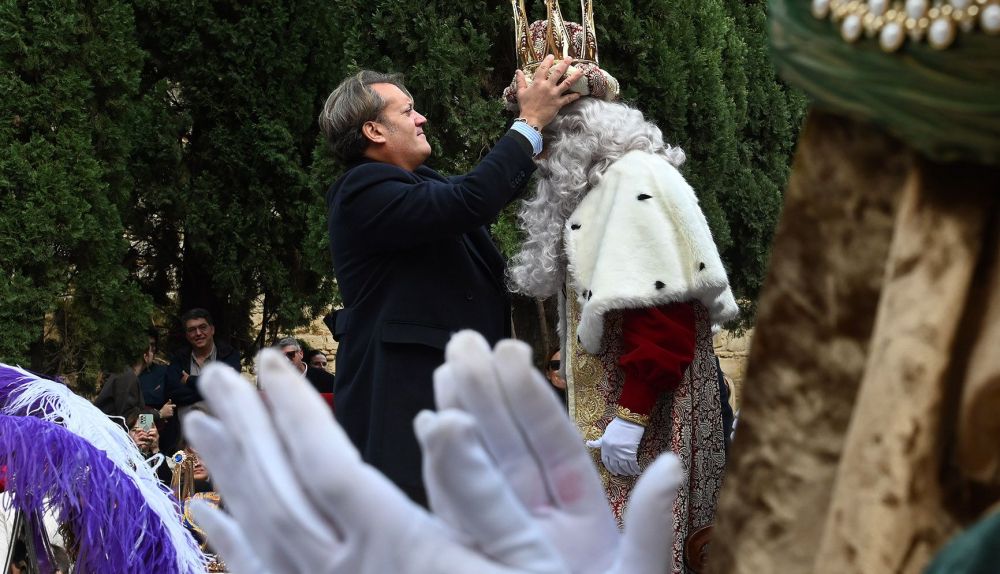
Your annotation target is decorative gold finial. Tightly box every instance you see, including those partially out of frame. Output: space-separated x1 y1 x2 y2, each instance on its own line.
581 0 599 62
512 0 539 70
502 0 620 108
546 0 572 60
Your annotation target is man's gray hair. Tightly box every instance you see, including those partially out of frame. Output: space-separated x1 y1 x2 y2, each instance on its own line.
508 98 686 298
318 70 411 163
276 337 301 351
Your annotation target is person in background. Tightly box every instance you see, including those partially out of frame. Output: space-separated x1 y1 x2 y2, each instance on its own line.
127 407 173 485
138 330 169 409
546 349 568 405
165 308 241 408
94 334 175 429
306 350 330 371
277 337 335 394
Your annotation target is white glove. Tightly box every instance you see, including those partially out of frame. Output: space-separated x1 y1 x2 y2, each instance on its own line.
586 417 646 476
186 334 685 574
428 331 683 574
184 349 566 574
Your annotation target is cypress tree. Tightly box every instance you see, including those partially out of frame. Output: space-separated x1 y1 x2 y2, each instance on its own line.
0 0 152 385
129 0 344 350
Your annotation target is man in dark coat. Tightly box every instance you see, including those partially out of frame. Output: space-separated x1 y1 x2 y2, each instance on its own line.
163 308 240 452
319 60 581 504
95 332 175 429
276 337 336 394
165 308 241 406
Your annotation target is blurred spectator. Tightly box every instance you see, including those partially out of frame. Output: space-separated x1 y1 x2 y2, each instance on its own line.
305 349 330 371
545 349 568 406
127 408 172 485
94 335 175 429
165 308 240 408
138 329 169 408
51 545 70 574
277 337 335 394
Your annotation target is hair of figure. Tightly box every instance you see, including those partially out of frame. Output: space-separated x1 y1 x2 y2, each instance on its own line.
318 70 411 163
508 98 686 298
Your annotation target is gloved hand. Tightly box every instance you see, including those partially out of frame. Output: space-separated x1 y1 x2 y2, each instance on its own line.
186 333 685 574
586 417 646 476
184 349 566 574
427 331 682 574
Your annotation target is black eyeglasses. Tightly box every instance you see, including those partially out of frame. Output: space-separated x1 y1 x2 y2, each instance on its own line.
548 360 560 371
285 351 298 360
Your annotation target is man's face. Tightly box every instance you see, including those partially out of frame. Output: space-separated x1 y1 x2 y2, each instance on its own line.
547 351 566 390
281 345 304 369
144 336 157 368
188 448 209 481
367 83 430 171
310 352 328 370
184 318 214 351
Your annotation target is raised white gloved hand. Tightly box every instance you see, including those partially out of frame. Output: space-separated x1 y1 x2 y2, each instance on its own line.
186 333 684 574
586 417 646 477
184 349 566 574
427 331 682 574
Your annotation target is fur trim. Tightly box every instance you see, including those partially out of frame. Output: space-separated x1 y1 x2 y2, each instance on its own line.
564 150 738 353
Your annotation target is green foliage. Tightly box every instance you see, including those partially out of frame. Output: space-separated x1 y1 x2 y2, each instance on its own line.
0 0 151 387
130 0 344 351
0 0 802 377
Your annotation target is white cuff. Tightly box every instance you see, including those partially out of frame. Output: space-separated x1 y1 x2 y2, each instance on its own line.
509 121 543 156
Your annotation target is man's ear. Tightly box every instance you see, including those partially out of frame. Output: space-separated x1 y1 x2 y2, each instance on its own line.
361 120 387 144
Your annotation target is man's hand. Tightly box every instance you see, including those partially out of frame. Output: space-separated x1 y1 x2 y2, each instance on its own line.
158 399 175 419
180 371 189 384
586 418 646 477
516 55 584 130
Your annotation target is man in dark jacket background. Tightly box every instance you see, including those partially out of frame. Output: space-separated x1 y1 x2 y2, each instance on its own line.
164 308 240 451
95 330 176 428
319 57 581 505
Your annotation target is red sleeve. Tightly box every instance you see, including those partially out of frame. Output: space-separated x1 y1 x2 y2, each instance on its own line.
617 302 697 419
0 465 6 492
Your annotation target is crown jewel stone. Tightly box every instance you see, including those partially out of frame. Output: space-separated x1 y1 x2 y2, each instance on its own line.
813 0 832 18
929 17 957 47
842 13 864 41
879 20 906 49
906 0 929 19
983 3 1000 33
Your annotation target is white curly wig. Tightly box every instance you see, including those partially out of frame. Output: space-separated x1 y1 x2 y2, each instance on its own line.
508 98 687 298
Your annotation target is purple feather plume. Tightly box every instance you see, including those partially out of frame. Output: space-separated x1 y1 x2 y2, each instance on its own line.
0 415 190 573
0 364 205 573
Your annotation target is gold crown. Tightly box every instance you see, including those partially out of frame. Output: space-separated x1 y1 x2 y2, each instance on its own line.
512 0 600 71
504 0 619 108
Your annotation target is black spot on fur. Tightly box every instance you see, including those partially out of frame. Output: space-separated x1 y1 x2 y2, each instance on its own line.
570 223 581 230
586 290 592 300
655 281 665 290
637 193 652 201
699 262 706 271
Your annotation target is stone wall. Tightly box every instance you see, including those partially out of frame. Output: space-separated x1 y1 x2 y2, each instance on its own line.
714 329 752 411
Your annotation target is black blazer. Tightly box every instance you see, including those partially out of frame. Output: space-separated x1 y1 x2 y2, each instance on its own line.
326 132 535 499
164 341 241 406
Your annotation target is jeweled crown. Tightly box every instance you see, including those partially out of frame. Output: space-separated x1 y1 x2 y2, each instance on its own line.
513 0 600 70
504 0 619 109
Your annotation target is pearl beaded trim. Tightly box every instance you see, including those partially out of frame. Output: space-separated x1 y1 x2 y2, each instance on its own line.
812 0 1000 51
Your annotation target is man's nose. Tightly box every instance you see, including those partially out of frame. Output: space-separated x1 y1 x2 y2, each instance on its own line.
414 112 427 126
